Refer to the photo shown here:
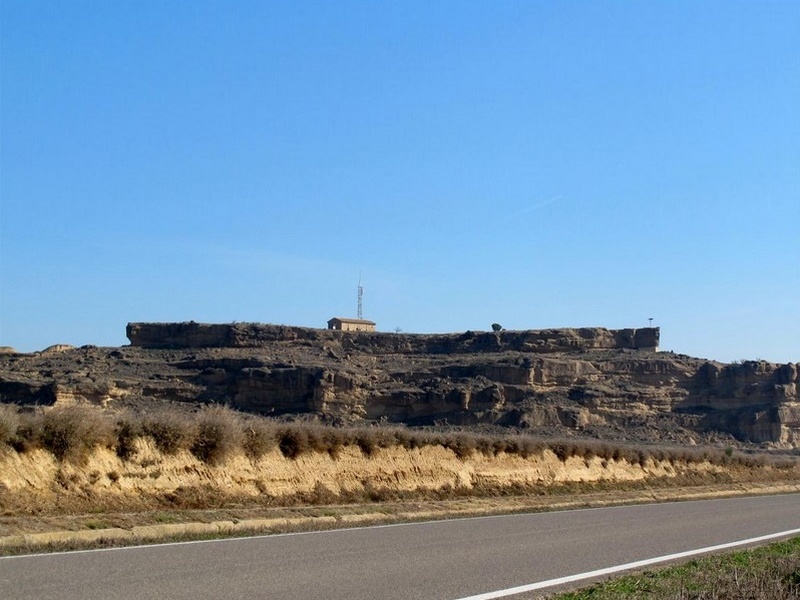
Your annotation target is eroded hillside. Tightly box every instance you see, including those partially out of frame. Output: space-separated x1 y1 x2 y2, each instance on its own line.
0 323 798 448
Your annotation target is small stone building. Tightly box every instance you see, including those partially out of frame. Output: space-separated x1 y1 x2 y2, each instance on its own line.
327 317 376 332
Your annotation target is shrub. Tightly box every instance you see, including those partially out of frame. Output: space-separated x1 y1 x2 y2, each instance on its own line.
373 427 401 449
10 409 44 453
406 430 428 450
242 419 278 461
114 415 141 460
577 442 597 460
304 425 330 454
551 442 572 462
443 434 476 459
650 447 667 463
0 404 20 446
355 430 379 457
142 410 196 455
391 427 413 449
190 405 243 465
274 422 348 459
305 481 339 505
278 427 310 459
41 405 114 462
517 437 545 458
322 427 347 459
491 439 508 456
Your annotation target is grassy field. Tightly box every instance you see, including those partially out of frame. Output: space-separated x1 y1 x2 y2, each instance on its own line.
551 536 800 599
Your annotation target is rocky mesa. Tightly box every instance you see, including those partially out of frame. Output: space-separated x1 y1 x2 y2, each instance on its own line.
1 322 798 448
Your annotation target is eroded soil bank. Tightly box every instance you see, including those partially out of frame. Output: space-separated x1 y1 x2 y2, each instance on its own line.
0 441 745 508
0 438 800 537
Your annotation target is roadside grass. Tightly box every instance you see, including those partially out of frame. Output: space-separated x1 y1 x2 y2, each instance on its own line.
550 536 800 600
0 403 795 472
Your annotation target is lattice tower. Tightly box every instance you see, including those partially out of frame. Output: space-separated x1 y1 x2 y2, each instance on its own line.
357 276 363 320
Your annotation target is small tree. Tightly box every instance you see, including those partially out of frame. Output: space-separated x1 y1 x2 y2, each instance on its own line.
491 323 502 332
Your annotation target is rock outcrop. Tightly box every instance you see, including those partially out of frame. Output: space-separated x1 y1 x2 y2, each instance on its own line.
126 322 660 353
681 361 800 445
1 323 798 447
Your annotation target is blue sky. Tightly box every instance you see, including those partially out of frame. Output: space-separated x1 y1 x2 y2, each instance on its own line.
1 1 798 362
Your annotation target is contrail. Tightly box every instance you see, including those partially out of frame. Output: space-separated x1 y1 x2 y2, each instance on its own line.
508 195 562 219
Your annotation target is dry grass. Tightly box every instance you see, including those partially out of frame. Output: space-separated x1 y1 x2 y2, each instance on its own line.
0 403 796 474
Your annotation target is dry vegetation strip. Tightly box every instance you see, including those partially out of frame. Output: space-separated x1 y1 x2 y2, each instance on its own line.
0 403 793 470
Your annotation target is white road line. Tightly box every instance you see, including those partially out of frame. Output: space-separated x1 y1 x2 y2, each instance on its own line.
452 527 800 600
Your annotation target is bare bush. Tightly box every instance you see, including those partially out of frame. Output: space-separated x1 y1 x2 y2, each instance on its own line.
10 409 44 452
278 427 310 459
517 437 545 458
0 404 20 446
443 433 477 459
303 424 331 454
42 405 114 462
551 441 573 462
190 405 243 465
322 427 348 459
142 410 196 455
114 414 141 460
354 429 379 456
242 419 278 461
391 427 413 449
303 481 339 505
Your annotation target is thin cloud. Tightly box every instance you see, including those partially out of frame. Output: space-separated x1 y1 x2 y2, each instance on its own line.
508 195 562 219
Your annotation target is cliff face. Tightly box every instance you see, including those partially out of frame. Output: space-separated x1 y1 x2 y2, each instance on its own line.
126 322 660 353
1 323 798 448
681 361 800 444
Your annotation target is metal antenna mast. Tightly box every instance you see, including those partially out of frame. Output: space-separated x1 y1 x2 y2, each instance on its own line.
357 275 364 320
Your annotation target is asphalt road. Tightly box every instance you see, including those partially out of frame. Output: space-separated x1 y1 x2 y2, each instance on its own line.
2 494 798 600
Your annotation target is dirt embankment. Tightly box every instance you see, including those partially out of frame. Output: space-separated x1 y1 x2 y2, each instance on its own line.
1 439 795 516
2 440 798 551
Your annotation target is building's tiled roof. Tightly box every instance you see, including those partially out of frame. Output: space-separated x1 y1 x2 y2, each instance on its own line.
327 317 376 325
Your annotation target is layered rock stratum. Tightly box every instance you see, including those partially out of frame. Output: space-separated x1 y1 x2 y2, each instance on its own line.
1 323 798 448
